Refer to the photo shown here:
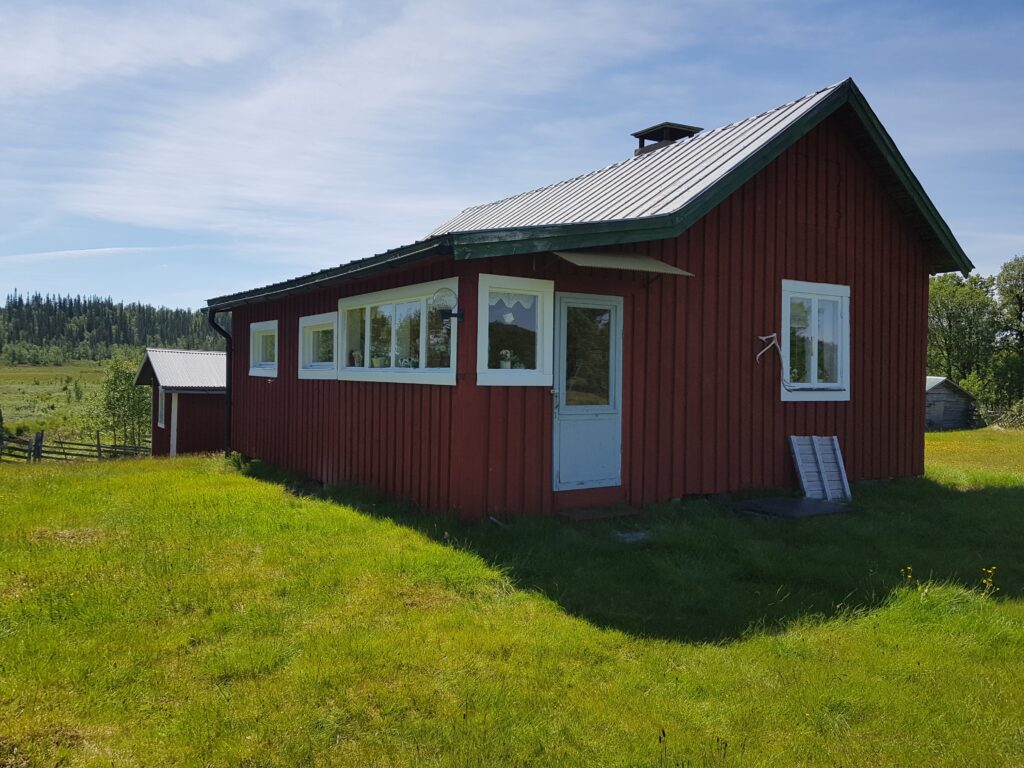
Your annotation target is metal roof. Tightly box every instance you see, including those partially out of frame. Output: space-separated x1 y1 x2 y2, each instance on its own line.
429 83 842 236
134 348 226 391
926 376 947 391
206 77 972 311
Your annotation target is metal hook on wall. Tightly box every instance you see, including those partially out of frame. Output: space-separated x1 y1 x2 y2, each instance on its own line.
756 332 782 365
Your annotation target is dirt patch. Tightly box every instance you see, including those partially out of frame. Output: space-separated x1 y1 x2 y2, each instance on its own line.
0 736 30 768
42 725 83 751
27 527 104 545
0 574 31 601
0 727 83 768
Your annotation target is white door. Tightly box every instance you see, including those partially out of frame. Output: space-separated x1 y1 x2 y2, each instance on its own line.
553 293 623 491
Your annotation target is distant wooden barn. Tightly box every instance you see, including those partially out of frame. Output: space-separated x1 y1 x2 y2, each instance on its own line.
204 78 973 519
134 349 227 456
925 376 977 431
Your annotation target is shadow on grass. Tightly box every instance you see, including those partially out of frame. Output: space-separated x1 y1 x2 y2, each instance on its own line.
238 459 1024 643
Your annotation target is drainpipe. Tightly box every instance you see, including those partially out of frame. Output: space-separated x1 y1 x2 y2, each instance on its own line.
207 308 232 456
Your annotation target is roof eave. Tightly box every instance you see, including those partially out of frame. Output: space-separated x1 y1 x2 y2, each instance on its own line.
161 387 227 394
205 237 453 311
133 354 154 387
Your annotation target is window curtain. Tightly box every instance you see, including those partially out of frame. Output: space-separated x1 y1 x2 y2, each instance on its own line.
489 291 536 309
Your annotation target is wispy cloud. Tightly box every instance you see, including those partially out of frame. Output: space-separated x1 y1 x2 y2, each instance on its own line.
54 0 686 261
1 0 1020 307
0 1 278 102
0 245 219 265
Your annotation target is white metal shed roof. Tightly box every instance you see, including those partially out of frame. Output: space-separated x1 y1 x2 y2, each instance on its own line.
134 348 226 391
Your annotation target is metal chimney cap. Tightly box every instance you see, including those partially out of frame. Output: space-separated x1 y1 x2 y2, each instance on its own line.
631 122 702 145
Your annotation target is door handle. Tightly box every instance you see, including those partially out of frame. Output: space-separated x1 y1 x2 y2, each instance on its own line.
550 388 559 410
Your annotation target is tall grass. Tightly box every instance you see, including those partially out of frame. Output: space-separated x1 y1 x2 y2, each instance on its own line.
1 430 1022 766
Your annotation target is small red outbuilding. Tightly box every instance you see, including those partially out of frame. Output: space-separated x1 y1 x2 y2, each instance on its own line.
205 78 973 519
134 348 227 456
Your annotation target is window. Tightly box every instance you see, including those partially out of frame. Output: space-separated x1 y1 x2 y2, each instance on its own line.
249 319 278 377
298 312 338 380
337 278 458 385
781 280 850 401
476 273 554 386
157 386 166 428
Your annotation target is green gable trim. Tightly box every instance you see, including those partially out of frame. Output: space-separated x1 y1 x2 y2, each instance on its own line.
842 81 972 275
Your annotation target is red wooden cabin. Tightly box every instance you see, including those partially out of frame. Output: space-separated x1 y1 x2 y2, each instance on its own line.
135 348 227 456
205 79 972 519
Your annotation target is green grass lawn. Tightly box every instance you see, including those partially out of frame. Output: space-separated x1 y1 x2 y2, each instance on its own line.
0 361 108 438
1 431 1023 766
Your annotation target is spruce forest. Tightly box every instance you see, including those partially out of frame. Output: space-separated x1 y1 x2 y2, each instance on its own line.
0 291 225 364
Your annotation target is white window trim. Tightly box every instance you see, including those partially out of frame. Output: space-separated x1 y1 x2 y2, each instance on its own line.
337 277 458 386
156 386 166 428
249 319 279 377
780 279 850 402
476 273 554 387
169 393 179 457
298 311 338 380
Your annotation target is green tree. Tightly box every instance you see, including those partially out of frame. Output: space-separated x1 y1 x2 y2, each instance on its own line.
94 353 151 446
927 274 999 381
0 290 225 364
989 348 1024 408
996 255 1024 356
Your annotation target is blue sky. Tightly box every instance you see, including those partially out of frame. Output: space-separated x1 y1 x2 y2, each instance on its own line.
1 0 1021 309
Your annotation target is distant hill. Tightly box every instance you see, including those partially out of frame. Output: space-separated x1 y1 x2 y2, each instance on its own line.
0 291 225 365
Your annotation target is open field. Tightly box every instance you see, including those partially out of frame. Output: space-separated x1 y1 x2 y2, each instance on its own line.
1 430 1022 766
925 427 1024 479
0 361 108 437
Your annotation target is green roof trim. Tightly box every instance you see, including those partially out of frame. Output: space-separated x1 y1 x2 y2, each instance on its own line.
205 239 452 311
841 81 972 275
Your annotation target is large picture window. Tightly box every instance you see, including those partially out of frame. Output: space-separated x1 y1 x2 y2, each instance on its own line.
298 312 338 380
781 280 850 401
338 278 458 385
476 274 554 386
249 320 278 377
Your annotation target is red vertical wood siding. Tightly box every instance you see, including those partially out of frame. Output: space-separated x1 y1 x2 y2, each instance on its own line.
229 114 934 518
175 394 226 455
150 388 225 456
151 387 170 456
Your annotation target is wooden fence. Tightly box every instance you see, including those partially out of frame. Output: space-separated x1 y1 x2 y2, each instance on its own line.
0 431 150 463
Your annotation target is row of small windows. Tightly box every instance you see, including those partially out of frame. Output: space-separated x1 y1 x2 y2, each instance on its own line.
247 276 555 387
248 275 850 401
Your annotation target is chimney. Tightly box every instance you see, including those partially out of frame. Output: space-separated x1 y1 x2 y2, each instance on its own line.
632 122 702 156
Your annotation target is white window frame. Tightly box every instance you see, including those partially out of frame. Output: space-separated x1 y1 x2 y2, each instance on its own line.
249 319 279 377
337 277 458 386
298 312 338 380
476 273 554 387
780 279 850 402
157 386 166 428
